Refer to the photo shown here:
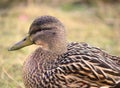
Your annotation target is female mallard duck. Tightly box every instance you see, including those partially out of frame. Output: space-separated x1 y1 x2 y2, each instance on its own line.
9 16 120 88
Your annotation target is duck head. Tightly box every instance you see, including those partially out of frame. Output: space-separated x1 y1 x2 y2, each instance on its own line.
8 16 67 54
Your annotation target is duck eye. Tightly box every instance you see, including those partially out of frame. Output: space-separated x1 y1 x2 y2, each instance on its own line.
30 27 56 35
30 28 42 35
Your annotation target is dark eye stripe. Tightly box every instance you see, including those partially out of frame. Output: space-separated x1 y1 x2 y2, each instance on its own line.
30 27 55 35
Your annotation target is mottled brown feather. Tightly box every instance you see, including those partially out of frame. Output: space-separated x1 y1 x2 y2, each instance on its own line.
23 42 120 88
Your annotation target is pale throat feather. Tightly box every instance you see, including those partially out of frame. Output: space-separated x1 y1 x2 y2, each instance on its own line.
35 39 67 55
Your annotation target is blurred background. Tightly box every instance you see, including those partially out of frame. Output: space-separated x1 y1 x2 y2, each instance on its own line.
0 0 120 88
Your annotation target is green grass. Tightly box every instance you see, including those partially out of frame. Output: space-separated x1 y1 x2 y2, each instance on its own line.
0 4 120 88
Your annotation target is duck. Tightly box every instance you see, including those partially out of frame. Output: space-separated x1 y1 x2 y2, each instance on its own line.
8 15 120 88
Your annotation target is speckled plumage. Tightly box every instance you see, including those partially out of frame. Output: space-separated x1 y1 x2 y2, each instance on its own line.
9 16 120 88
23 42 120 88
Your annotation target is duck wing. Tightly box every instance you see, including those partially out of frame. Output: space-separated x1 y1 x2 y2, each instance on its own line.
54 42 120 88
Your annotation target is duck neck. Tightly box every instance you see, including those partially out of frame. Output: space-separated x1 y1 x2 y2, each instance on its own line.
49 39 67 55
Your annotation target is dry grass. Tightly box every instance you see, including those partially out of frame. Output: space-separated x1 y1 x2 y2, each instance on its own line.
0 3 120 88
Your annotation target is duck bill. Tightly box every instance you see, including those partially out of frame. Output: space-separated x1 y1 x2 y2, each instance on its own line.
8 35 33 51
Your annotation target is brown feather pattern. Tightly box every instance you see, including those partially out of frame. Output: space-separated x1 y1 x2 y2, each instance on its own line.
23 42 120 88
